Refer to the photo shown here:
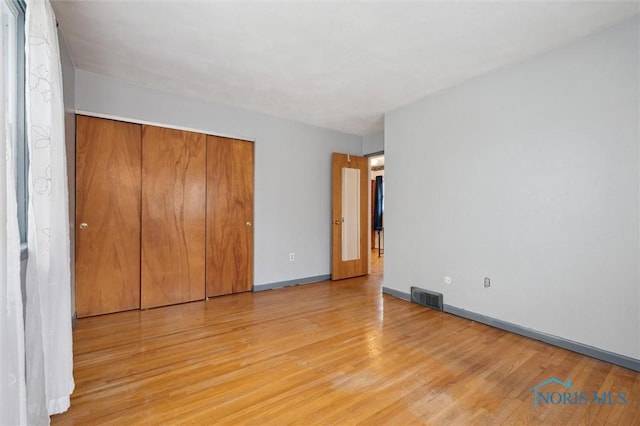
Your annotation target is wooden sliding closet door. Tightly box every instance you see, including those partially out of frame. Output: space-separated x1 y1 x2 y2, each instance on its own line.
206 136 254 297
141 126 206 308
76 116 141 317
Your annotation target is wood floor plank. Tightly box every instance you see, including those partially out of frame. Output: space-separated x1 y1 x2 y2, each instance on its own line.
53 266 639 425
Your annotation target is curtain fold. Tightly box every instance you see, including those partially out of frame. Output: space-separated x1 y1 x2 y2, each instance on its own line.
1 9 28 423
25 0 74 423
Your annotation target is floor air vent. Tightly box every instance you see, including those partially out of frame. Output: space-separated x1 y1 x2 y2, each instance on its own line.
411 287 443 311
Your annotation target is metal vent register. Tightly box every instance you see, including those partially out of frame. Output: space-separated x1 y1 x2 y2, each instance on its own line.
411 287 443 311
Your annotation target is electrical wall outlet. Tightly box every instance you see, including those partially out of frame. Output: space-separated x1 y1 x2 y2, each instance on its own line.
484 277 490 288
289 253 295 262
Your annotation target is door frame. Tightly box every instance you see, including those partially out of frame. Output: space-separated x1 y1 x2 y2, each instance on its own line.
365 151 384 273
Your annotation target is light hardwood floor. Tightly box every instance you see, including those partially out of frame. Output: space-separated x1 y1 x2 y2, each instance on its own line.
371 248 383 276
53 260 639 425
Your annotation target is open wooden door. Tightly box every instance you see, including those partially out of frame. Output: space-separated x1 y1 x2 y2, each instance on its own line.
331 153 369 280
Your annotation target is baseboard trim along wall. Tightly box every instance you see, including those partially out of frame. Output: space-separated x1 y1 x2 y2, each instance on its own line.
381 287 640 372
382 286 411 302
254 274 331 292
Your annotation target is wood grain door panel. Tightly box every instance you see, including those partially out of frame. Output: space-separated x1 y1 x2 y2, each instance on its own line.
141 126 206 308
75 116 142 317
206 136 254 297
331 153 369 280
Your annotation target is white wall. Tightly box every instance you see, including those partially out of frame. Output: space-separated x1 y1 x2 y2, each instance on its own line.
74 70 362 286
371 170 384 179
363 131 384 155
385 18 639 359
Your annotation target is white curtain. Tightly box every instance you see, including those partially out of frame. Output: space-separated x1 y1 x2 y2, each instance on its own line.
0 3 28 423
25 0 74 423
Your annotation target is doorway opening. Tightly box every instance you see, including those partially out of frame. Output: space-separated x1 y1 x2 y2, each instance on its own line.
369 154 384 276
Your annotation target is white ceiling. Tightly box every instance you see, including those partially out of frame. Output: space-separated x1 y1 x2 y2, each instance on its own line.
52 1 639 136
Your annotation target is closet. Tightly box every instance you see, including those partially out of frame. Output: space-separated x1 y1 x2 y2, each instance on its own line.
75 115 254 317
206 136 254 297
141 126 206 309
75 116 141 317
